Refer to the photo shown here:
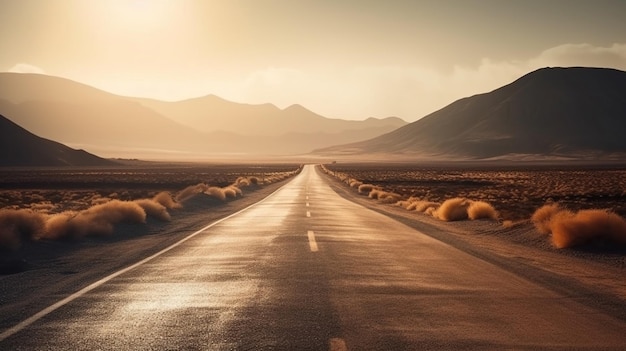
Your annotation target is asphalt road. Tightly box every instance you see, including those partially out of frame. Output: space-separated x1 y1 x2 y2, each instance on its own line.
1 165 626 350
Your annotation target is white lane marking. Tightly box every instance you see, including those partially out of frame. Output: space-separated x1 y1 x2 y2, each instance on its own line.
306 196 309 200
307 230 319 252
0 182 291 342
306 211 311 218
306 202 310 207
329 338 348 351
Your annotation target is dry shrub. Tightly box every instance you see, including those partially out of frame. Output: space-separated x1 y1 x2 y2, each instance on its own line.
368 189 383 199
44 200 146 239
435 198 470 221
531 203 564 235
467 201 499 220
205 187 227 201
349 179 363 188
358 184 378 195
378 191 402 204
396 200 413 208
153 192 182 210
45 212 79 240
368 189 399 203
134 199 171 221
176 183 208 202
248 176 260 185
368 188 400 204
414 201 440 213
425 207 437 216
551 209 626 248
0 209 46 250
405 201 419 211
234 177 251 187
223 185 242 198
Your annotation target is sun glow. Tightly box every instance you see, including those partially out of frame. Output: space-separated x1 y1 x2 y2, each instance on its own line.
104 0 174 31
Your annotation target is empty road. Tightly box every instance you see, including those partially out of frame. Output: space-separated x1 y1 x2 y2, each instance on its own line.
2 165 626 350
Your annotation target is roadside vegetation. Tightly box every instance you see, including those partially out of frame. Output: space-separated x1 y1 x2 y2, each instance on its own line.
0 165 301 252
321 163 626 249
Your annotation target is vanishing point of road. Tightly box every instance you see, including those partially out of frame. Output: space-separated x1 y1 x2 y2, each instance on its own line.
1 165 625 350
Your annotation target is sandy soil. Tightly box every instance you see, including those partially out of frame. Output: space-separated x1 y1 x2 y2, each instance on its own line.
319 167 626 319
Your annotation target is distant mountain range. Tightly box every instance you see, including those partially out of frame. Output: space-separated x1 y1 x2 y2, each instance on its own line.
134 96 404 137
0 114 115 167
0 73 406 159
316 67 626 160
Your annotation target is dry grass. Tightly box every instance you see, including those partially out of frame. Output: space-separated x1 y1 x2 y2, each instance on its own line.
378 192 402 204
134 199 171 221
205 186 227 201
0 165 302 250
358 183 379 195
367 189 380 199
323 165 499 222
324 163 623 251
468 201 499 220
153 191 182 210
224 185 243 198
325 163 626 221
0 209 46 250
400 198 440 213
44 200 146 240
413 201 440 213
531 203 563 235
435 198 470 221
349 179 363 188
234 177 250 187
176 183 209 202
551 209 626 248
531 204 626 248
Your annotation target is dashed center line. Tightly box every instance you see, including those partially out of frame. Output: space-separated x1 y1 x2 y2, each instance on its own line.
306 202 310 207
306 211 311 218
307 230 319 252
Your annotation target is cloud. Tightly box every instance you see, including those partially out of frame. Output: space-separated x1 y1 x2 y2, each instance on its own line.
530 43 626 70
8 63 46 74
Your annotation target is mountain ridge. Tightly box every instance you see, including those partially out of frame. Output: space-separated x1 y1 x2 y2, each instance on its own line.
316 67 626 160
0 114 115 167
132 94 406 137
0 73 406 158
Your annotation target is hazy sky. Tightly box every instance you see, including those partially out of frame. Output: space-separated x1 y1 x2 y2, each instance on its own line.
1 0 625 121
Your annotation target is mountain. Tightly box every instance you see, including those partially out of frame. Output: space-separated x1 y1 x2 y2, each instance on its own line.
0 73 406 158
134 96 406 137
0 73 212 159
0 114 115 167
316 67 626 160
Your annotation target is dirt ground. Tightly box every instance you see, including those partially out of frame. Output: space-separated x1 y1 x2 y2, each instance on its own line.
0 163 301 214
324 162 626 220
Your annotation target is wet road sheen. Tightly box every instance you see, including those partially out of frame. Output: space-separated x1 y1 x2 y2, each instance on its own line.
2 165 626 350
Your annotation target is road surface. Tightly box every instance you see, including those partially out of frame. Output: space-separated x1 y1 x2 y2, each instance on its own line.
1 165 626 350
